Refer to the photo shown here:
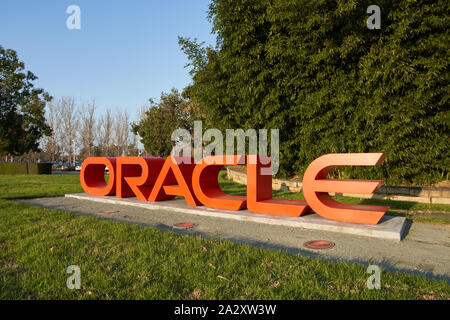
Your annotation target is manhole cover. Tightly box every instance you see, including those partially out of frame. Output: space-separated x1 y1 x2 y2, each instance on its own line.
173 222 196 229
303 240 335 250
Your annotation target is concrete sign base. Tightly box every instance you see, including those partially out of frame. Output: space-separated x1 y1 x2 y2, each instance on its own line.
65 193 407 241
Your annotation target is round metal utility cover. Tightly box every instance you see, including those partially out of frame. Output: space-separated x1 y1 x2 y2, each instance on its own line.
173 222 196 229
303 240 335 250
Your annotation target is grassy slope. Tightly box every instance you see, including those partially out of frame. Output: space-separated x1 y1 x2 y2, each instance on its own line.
0 174 449 299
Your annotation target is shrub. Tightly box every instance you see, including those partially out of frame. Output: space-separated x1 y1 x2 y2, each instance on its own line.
182 0 449 185
27 163 52 175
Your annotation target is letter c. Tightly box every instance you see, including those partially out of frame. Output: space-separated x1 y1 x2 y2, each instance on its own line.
192 155 247 210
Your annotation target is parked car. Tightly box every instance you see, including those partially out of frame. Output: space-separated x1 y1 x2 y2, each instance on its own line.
60 162 74 171
74 161 82 171
52 161 62 169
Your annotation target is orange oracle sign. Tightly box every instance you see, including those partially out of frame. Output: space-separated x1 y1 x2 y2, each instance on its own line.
80 153 389 225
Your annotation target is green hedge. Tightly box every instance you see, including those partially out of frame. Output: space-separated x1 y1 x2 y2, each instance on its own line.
0 163 28 175
27 163 52 175
183 0 449 185
0 163 52 175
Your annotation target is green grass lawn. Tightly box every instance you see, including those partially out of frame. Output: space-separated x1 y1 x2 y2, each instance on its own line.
0 174 83 199
0 173 449 299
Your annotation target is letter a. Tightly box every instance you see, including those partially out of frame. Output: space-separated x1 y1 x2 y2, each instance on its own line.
367 5 381 30
66 5 81 30
148 156 201 206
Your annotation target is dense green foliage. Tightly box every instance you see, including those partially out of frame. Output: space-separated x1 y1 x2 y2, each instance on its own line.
0 162 52 175
181 0 449 185
0 46 52 157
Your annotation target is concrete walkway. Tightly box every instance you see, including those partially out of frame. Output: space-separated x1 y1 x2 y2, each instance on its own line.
19 196 450 282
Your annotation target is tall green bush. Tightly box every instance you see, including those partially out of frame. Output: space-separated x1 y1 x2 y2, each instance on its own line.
182 0 449 185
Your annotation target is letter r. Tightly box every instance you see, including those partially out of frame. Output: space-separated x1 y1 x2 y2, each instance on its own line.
116 157 165 200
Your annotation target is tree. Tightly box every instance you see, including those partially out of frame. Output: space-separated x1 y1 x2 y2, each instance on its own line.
43 99 61 162
0 45 52 160
112 108 130 156
97 108 113 156
58 97 79 165
132 89 191 157
79 99 96 159
180 0 449 185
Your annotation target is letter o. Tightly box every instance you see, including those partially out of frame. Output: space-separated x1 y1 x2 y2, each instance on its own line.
80 157 116 196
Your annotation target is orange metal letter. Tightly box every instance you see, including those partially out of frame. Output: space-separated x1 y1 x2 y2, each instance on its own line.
246 155 310 217
116 157 165 200
80 157 116 196
192 155 247 210
148 156 201 206
302 153 389 224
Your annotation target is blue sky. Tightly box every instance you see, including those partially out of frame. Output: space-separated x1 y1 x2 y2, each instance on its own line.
0 0 216 120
